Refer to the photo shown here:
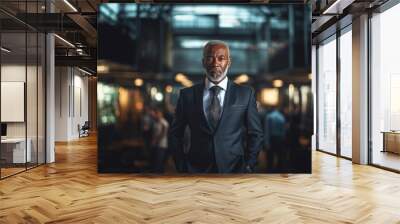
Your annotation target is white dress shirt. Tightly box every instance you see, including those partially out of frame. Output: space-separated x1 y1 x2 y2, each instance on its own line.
203 77 228 122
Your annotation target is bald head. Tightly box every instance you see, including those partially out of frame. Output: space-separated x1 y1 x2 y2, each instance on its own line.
202 40 231 84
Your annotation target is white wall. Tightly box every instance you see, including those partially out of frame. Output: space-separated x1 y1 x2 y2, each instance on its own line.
72 73 89 138
1 65 34 138
55 66 69 141
1 63 46 164
55 67 89 141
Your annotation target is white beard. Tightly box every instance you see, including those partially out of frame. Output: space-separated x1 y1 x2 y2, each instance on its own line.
205 66 229 84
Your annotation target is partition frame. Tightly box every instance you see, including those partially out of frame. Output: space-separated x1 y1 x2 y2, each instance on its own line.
368 0 400 173
0 0 47 179
315 22 353 161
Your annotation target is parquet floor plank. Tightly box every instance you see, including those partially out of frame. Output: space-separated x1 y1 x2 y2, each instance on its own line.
0 135 399 223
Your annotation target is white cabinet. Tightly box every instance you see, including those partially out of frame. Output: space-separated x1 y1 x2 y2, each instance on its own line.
1 138 32 163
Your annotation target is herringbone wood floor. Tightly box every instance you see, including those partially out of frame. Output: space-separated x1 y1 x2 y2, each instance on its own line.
1 135 400 224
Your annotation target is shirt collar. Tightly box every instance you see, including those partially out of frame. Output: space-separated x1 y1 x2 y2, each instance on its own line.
205 76 228 91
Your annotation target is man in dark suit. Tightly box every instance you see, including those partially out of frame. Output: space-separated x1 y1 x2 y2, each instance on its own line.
168 40 264 173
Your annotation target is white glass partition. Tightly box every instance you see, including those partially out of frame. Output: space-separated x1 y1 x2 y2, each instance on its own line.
317 36 337 154
371 3 400 171
0 1 47 179
1 32 28 177
339 28 352 158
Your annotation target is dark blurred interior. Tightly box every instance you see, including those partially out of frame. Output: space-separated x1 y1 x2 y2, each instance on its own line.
97 3 312 173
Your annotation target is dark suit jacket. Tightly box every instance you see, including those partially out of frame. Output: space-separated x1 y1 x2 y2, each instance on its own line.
168 79 264 173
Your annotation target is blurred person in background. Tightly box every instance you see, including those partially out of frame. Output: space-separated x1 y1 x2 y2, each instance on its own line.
142 106 154 169
264 105 287 172
151 108 170 173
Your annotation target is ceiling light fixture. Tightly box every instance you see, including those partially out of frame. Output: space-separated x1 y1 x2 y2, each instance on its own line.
1 47 11 53
78 67 92 76
54 34 75 48
175 73 186 82
97 65 109 73
134 78 144 87
322 0 354 15
272 79 283 88
234 74 249 84
322 0 341 14
76 48 84 55
165 85 173 93
63 0 78 12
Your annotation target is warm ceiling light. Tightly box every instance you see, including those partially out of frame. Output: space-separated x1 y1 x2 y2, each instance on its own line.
54 34 75 48
134 78 144 87
63 0 78 12
308 73 313 80
175 73 186 82
260 88 279 106
97 65 109 73
1 47 11 53
165 85 173 93
181 79 193 87
234 74 249 84
273 79 283 88
175 73 192 87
